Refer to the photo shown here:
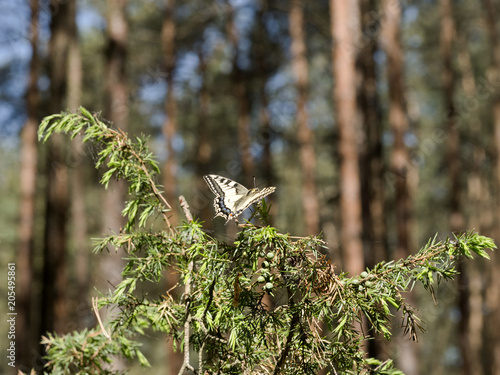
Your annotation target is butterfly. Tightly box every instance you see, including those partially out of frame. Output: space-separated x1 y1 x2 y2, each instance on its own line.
203 174 276 224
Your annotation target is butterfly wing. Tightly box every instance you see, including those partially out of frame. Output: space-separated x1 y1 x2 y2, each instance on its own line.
203 175 248 222
204 174 248 197
232 187 276 216
203 175 276 223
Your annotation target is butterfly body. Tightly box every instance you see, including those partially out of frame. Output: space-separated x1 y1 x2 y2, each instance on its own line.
203 174 276 224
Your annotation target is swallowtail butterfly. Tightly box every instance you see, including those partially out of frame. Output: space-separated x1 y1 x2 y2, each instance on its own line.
203 174 276 224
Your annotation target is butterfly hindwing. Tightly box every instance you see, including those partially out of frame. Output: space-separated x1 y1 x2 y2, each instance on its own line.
232 186 276 215
204 175 247 221
203 175 276 223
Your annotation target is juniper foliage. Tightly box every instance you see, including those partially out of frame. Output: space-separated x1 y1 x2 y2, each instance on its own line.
34 108 496 375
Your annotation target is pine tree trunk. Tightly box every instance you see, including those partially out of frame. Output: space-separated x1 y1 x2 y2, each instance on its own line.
66 0 91 328
380 1 416 373
17 0 40 369
254 0 275 219
483 1 500 373
194 49 213 223
289 0 320 235
456 31 486 375
358 0 388 363
359 0 387 268
331 0 364 274
100 3 129 372
227 1 254 184
259 80 273 191
440 2 471 375
260 91 273 189
161 1 183 373
331 3 366 363
162 0 178 223
440 0 463 233
40 0 72 341
380 0 412 261
102 0 128 236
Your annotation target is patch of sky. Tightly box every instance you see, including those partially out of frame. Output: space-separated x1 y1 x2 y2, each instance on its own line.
268 100 296 130
230 0 257 70
374 49 386 65
0 103 26 139
77 3 106 32
176 51 202 91
404 132 419 148
139 79 166 105
204 27 224 54
403 5 419 24
308 101 334 130
382 131 393 147
149 111 165 128
266 69 297 130
150 123 184 162
262 11 285 43
0 57 30 137
152 134 167 162
0 1 31 67
271 137 285 155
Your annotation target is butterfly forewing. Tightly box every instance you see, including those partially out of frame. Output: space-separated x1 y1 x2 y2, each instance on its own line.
203 175 276 223
204 174 248 197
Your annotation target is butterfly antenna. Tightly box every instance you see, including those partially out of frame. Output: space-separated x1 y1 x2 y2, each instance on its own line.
253 175 256 188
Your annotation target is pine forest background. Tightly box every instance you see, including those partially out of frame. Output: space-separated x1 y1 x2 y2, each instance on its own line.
1 0 500 374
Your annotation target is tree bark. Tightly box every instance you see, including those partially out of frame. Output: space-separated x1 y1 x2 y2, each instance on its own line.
440 0 463 233
162 0 178 223
289 0 320 235
194 48 213 224
359 0 387 268
252 0 275 220
259 88 273 192
380 1 416 373
331 0 364 275
483 1 500 373
380 0 412 261
440 3 471 375
40 0 72 341
457 31 485 375
227 1 255 185
100 4 129 373
161 1 183 373
102 0 128 238
358 0 388 363
66 0 91 329
17 0 40 370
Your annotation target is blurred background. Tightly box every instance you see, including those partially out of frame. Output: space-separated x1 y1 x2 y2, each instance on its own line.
1 0 500 374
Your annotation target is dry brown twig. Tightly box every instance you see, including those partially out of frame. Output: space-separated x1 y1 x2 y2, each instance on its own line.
92 297 111 341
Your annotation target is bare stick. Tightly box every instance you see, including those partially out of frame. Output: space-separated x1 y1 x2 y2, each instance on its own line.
179 195 193 222
177 249 195 374
92 297 111 341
